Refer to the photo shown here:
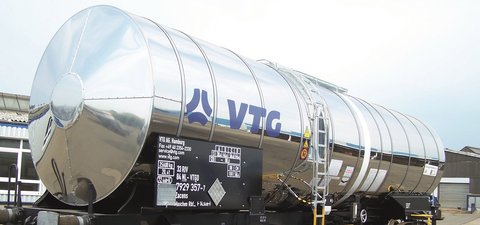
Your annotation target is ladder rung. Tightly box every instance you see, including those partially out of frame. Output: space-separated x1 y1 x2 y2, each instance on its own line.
311 105 330 216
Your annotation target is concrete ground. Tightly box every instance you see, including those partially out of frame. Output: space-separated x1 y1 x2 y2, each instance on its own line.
437 208 480 225
2 205 479 225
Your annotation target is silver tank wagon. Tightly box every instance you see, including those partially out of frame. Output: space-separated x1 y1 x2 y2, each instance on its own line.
29 5 445 207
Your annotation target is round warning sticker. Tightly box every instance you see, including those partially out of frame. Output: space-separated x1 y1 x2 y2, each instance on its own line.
300 148 309 160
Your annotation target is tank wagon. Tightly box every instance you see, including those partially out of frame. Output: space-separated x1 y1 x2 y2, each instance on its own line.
1 5 444 225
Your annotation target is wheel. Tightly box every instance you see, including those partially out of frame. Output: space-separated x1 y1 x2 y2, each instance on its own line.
359 208 368 224
387 219 400 225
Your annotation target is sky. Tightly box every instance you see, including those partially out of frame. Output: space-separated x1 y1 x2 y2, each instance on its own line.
0 0 479 150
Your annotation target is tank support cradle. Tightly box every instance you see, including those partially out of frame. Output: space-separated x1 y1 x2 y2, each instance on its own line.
3 195 323 225
3 204 320 225
326 192 443 225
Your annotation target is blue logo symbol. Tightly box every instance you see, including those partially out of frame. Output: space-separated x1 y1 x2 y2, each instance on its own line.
186 88 212 125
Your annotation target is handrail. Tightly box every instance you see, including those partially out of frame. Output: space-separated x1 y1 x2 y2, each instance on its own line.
7 164 19 207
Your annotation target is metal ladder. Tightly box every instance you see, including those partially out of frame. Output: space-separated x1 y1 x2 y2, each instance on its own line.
256 60 332 225
311 102 330 225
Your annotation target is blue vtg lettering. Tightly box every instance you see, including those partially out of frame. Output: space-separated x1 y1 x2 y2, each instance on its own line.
227 99 281 137
186 89 282 137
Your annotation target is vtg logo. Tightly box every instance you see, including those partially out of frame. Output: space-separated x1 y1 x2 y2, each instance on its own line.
186 89 212 126
186 89 282 137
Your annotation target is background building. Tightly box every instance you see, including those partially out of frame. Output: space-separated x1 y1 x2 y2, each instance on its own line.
0 92 44 203
460 146 480 155
436 148 480 210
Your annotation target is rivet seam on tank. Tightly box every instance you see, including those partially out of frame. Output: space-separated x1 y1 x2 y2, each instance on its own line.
152 23 186 137
334 93 371 206
299 75 337 145
400 111 427 192
48 8 90 130
179 30 218 142
68 9 92 73
365 101 394 193
413 117 442 193
280 70 310 158
133 17 156 100
264 65 307 162
350 96 385 193
380 105 412 191
227 50 265 148
329 90 362 194
277 72 308 164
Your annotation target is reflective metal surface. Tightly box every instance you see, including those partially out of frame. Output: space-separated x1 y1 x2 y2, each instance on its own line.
390 110 424 192
164 27 214 140
130 16 183 137
30 5 445 207
349 96 383 194
243 59 303 194
30 6 153 205
196 39 263 148
50 73 84 129
351 97 393 194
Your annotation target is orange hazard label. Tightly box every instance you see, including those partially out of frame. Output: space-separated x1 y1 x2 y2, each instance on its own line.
303 140 309 148
300 148 308 160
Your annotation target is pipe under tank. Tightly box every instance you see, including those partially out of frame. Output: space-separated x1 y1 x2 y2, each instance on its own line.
28 5 445 206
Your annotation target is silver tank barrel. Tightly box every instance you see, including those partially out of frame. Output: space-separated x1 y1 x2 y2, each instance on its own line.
29 5 445 206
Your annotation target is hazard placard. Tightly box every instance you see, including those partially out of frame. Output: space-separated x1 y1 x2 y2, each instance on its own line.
303 140 309 149
300 148 308 160
303 127 311 139
300 139 310 160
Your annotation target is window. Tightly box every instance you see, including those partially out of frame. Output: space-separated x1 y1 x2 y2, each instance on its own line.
23 141 30 149
21 183 40 192
21 153 38 180
0 152 17 177
0 139 42 197
0 182 15 190
0 138 21 148
0 182 39 192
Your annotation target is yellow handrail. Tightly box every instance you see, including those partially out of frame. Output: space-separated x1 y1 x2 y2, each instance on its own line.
410 213 432 225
